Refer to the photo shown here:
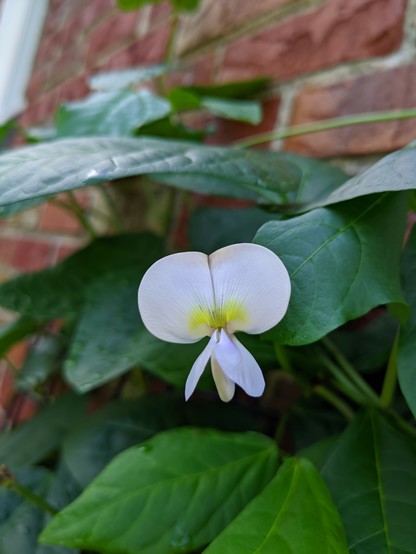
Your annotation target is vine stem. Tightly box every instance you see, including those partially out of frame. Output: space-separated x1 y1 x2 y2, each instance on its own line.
98 185 125 232
314 385 354 421
65 192 98 239
234 108 416 149
0 465 58 515
322 337 381 406
380 329 400 408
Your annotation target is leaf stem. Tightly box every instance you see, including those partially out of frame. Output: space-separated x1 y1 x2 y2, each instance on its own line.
274 343 293 373
0 465 58 515
313 384 354 421
234 108 416 149
380 328 400 408
320 354 365 404
322 337 381 406
65 192 98 239
98 185 125 232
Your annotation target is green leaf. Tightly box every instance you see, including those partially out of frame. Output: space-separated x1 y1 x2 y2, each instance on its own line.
201 97 262 124
190 206 281 254
205 457 348 554
398 226 416 417
321 410 416 553
0 137 299 206
55 90 171 137
41 429 278 553
89 64 168 91
309 142 416 209
0 234 163 319
277 152 348 205
0 198 47 218
254 192 407 345
117 0 199 11
137 116 205 141
0 316 40 357
17 335 65 391
0 393 87 469
299 435 340 470
0 466 79 554
174 78 270 99
168 88 201 111
62 394 257 487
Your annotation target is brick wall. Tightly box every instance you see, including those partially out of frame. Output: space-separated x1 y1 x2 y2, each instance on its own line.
3 0 416 282
1 0 416 411
8 0 415 256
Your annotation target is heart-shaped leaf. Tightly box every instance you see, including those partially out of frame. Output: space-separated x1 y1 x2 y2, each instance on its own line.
254 192 407 345
205 457 348 554
321 410 416 553
41 429 278 553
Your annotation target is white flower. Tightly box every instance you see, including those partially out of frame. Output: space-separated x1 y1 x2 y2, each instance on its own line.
138 243 291 402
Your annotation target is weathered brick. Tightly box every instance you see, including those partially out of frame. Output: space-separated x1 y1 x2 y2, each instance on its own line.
167 53 216 88
38 203 83 235
86 11 139 65
219 0 406 82
150 1 171 26
285 64 416 157
0 366 14 411
104 25 170 69
47 44 84 90
176 0 294 55
58 74 89 103
0 237 55 272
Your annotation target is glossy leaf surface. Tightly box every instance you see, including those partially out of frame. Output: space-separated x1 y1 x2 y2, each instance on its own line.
41 429 278 553
205 457 348 554
0 137 299 206
55 90 171 137
255 193 407 345
321 410 416 553
398 226 416 417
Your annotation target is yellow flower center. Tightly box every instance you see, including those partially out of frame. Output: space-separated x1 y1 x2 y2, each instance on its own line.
189 300 248 332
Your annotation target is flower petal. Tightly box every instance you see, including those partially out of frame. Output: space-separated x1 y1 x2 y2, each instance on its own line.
227 335 265 397
211 355 235 402
138 252 214 343
185 333 217 400
209 243 291 334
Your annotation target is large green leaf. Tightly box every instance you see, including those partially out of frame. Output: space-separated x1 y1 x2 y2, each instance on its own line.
254 192 407 345
0 137 299 206
41 429 278 553
321 410 416 553
89 64 168 91
309 142 416 209
0 393 87 469
0 234 163 319
55 90 171 137
62 394 257 487
398 226 416 417
0 466 79 554
205 457 348 554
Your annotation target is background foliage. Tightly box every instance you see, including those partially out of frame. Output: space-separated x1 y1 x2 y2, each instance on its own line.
0 0 416 552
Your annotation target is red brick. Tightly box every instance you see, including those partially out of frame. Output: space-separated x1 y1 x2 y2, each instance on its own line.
150 2 171 25
58 74 89 103
78 0 115 28
8 341 29 369
285 64 416 157
0 365 14 411
0 237 55 272
12 396 39 424
167 53 216 88
86 11 139 65
177 0 293 55
207 97 280 147
104 25 170 69
22 89 60 126
38 203 83 235
26 67 51 104
47 44 85 90
219 0 406 82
